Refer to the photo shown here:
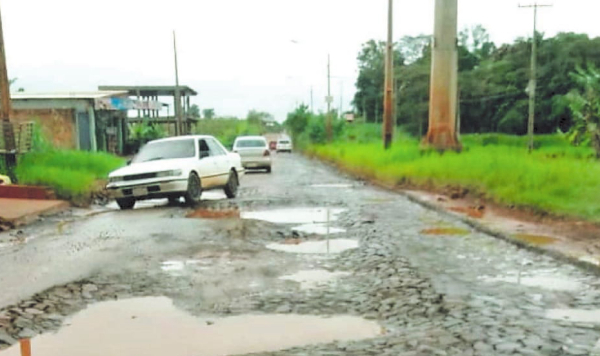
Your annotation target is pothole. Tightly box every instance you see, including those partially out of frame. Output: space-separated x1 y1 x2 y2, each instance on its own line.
292 224 346 235
546 309 600 324
310 184 353 188
480 275 582 292
1 297 382 356
266 239 359 254
280 270 351 289
421 227 470 236
513 234 558 246
186 208 240 219
241 208 346 224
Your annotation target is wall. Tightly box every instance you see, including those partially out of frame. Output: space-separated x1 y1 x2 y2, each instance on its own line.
10 108 76 149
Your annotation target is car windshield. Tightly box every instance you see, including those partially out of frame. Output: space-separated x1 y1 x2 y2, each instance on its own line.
279 141 290 144
133 139 195 163
235 139 266 148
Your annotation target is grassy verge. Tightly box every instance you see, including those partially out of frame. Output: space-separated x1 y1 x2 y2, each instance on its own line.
15 150 124 201
307 134 600 222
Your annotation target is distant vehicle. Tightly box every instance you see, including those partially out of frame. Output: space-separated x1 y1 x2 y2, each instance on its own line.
233 136 272 173
106 135 244 210
269 141 277 151
276 138 293 153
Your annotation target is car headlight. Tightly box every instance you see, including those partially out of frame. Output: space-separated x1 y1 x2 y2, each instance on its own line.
108 176 123 183
156 169 183 178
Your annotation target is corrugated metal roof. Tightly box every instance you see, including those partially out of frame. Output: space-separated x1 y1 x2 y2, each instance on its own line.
11 91 129 100
99 85 198 96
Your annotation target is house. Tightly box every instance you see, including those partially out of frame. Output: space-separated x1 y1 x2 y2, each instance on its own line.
10 91 161 154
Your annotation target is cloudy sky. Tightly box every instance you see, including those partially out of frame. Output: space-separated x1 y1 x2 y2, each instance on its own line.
3 0 599 121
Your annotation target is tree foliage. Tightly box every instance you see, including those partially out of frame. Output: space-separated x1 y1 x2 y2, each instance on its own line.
202 108 215 119
565 65 600 157
352 27 600 139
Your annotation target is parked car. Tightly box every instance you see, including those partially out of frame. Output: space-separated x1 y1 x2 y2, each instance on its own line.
276 138 293 153
233 136 272 173
106 135 244 210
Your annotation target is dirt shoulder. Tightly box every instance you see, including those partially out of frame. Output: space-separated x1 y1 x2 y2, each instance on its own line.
309 155 600 272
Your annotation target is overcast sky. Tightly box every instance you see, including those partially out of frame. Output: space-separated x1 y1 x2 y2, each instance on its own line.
3 0 599 121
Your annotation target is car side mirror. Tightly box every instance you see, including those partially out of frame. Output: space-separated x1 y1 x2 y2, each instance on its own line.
126 159 132 166
200 151 210 159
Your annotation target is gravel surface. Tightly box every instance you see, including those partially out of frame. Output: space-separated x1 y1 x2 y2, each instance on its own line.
1 153 600 355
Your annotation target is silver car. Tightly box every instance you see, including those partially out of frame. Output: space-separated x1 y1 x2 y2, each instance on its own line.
233 136 272 173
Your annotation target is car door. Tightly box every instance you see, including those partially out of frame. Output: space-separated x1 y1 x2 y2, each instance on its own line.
197 138 219 188
206 138 230 186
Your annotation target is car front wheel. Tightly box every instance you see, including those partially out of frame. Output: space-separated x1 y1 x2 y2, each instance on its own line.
184 173 202 205
116 198 136 210
224 170 239 198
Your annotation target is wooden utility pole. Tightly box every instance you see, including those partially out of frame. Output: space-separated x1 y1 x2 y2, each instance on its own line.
326 54 333 141
0 4 16 177
520 3 552 152
382 0 394 149
173 30 183 136
424 0 461 151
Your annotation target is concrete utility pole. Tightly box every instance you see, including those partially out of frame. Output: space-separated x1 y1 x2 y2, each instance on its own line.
424 0 461 151
173 30 183 136
0 4 16 176
382 0 394 149
326 54 333 141
520 2 552 152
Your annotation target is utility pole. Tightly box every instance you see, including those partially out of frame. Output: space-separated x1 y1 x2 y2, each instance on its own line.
326 54 333 141
424 0 461 151
173 30 183 136
520 2 552 152
382 0 394 149
0 4 15 178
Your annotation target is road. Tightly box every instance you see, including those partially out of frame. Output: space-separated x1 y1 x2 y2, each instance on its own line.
1 154 600 355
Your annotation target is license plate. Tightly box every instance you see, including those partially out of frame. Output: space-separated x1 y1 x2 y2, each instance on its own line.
133 187 146 196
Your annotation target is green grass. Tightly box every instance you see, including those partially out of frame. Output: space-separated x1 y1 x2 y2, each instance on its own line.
307 134 600 222
15 150 124 200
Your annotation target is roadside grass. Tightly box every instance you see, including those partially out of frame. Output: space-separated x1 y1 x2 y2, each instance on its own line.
307 134 600 222
15 150 124 200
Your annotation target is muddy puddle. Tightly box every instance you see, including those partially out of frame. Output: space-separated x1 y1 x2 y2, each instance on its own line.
310 183 353 189
280 270 351 289
267 239 359 254
513 234 558 246
421 227 470 236
292 224 346 235
161 260 203 272
241 208 346 225
2 297 381 356
481 275 582 292
546 309 600 324
187 208 240 219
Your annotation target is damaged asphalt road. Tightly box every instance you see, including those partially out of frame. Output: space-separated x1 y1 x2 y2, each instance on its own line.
1 154 600 355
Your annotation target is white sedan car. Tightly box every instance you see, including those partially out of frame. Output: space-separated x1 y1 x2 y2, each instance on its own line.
233 136 272 173
106 135 244 210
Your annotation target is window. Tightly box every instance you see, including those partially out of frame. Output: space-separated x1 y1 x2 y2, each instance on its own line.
198 139 211 158
133 139 195 163
235 139 267 148
207 139 227 156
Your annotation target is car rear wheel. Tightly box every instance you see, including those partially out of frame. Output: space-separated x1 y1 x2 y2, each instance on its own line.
266 166 272 173
224 170 239 198
116 198 136 210
184 173 202 205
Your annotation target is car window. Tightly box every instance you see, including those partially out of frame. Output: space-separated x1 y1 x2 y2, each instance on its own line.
133 139 195 163
235 139 267 148
207 139 227 156
198 139 211 158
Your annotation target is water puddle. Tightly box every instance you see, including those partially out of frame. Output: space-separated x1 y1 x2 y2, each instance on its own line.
280 270 351 289
546 309 600 324
481 275 582 291
311 184 353 189
579 256 600 266
267 239 359 254
292 224 346 235
161 260 202 272
513 234 558 246
421 227 470 236
201 191 228 201
186 208 240 219
242 208 346 224
2 297 381 356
